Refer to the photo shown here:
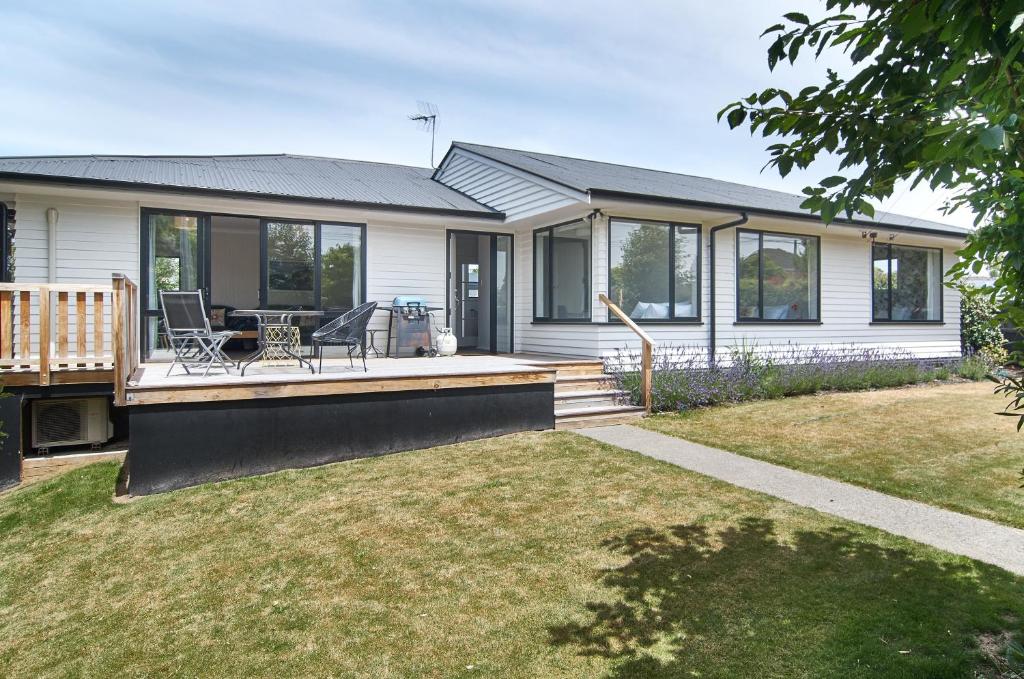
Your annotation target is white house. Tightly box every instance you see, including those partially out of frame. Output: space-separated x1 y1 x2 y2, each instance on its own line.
0 142 968 362
0 142 971 493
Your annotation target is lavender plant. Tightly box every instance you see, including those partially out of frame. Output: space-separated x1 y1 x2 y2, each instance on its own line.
608 344 961 413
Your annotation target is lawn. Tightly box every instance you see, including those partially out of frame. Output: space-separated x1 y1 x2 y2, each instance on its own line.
641 381 1024 529
1 431 1023 678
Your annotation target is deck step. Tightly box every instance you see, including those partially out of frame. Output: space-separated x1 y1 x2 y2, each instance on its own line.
554 389 628 408
554 404 646 430
555 374 616 393
551 363 606 377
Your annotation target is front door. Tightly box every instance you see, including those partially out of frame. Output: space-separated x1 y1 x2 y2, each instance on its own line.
140 209 211 357
447 231 512 353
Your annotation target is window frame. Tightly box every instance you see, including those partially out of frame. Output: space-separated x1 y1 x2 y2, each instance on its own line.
870 242 944 324
259 219 367 312
532 218 593 323
734 228 822 324
606 217 702 324
0 202 9 282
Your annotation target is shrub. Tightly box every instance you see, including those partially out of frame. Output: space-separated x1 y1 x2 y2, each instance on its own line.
608 344 953 412
961 293 1006 361
954 355 991 381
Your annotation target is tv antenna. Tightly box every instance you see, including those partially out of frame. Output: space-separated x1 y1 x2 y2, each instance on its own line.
408 101 439 167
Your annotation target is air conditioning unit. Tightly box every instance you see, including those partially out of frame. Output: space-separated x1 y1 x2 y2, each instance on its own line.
31 397 112 451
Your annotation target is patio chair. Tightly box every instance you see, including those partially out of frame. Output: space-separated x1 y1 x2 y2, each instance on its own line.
311 302 378 373
160 291 238 377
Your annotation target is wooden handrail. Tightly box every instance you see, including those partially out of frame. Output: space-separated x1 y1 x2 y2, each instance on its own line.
0 277 135 393
599 293 656 414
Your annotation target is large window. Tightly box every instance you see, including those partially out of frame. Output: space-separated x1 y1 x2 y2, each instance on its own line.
872 243 942 322
534 220 591 320
320 223 363 310
608 219 700 321
737 229 819 321
263 221 365 311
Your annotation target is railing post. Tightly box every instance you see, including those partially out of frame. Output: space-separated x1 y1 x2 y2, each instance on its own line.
641 340 653 415
111 274 126 406
38 287 51 386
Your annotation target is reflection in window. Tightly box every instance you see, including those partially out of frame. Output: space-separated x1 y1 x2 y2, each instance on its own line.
266 222 315 308
534 220 591 320
148 214 199 310
608 219 699 320
737 230 819 321
320 223 362 311
872 243 942 321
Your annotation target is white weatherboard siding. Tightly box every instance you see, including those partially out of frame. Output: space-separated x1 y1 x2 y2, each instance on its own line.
7 194 138 358
514 212 963 359
4 187 964 362
12 194 139 284
435 148 585 222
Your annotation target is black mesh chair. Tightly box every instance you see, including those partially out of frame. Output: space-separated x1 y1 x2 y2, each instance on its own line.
311 302 378 373
160 291 237 376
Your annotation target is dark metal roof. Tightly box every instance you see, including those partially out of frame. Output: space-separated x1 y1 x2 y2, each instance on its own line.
450 142 971 237
0 154 500 218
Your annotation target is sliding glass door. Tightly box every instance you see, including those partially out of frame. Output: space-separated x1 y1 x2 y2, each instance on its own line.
260 220 365 311
140 209 210 356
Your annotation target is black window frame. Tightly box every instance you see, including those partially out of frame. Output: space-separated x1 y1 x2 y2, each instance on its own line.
259 219 368 312
735 228 822 323
606 217 702 323
0 202 10 282
532 219 592 323
870 242 944 324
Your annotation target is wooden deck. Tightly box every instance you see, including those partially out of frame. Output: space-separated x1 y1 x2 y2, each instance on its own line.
122 354 590 406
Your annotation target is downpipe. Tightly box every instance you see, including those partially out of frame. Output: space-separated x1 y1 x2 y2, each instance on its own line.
708 212 748 366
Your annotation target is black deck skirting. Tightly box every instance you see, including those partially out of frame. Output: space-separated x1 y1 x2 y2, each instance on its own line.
0 392 23 491
127 383 555 495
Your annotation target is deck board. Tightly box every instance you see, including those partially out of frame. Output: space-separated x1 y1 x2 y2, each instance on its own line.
126 355 561 405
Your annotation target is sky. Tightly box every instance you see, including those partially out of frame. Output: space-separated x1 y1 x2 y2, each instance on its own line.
0 0 974 229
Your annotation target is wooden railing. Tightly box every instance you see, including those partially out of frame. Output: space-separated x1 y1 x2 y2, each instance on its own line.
0 274 139 401
111 274 139 406
599 293 656 414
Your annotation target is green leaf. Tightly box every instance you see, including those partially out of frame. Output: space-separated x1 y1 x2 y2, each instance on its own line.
901 3 931 38
979 125 1005 150
760 23 785 37
857 199 875 218
784 12 809 25
777 156 794 177
819 175 846 188
726 108 747 129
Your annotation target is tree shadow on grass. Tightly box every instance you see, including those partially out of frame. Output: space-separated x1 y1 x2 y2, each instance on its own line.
549 518 1023 678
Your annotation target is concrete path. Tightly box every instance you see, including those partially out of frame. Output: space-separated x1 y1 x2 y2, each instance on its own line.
578 425 1024 576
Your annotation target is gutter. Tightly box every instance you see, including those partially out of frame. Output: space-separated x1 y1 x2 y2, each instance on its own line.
588 189 968 240
708 212 748 365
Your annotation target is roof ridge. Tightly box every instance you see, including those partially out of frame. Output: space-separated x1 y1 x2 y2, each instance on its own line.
455 141 809 201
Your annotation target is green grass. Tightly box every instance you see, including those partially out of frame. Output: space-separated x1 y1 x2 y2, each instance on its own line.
642 381 1024 529
1 431 1023 677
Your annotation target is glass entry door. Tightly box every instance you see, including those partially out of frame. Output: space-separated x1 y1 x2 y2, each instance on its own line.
140 209 210 357
447 231 512 353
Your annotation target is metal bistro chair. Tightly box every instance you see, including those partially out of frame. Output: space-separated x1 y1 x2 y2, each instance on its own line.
311 302 378 373
160 290 238 377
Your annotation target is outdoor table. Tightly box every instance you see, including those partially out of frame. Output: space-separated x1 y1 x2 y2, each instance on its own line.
229 309 324 375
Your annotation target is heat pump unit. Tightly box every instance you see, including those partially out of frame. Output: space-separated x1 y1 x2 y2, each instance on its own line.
31 397 112 451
